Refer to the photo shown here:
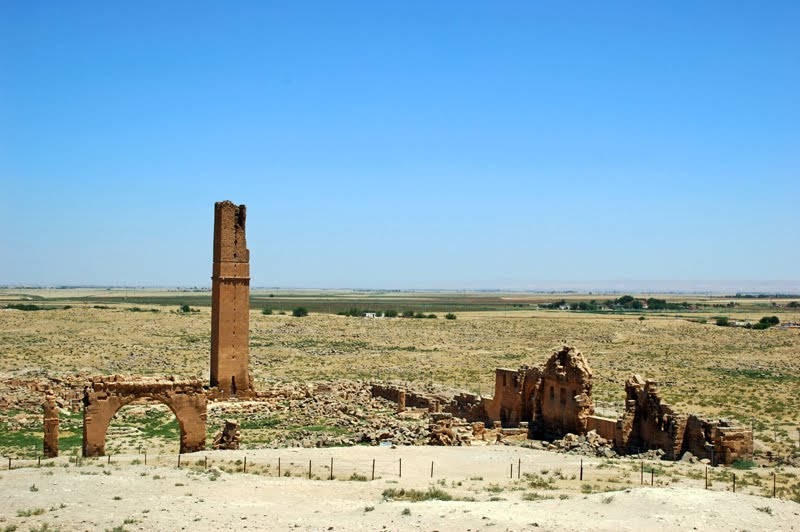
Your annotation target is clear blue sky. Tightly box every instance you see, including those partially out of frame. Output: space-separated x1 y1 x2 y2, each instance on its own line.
1 1 798 289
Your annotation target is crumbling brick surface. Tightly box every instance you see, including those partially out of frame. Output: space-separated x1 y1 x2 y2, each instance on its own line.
368 346 752 463
82 376 207 457
614 376 752 464
536 345 594 437
210 200 253 395
42 392 59 458
213 419 241 450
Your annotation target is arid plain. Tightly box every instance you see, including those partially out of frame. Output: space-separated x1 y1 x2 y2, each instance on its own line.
1 289 799 530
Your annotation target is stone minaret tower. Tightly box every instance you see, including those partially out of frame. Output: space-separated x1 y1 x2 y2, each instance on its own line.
210 200 252 395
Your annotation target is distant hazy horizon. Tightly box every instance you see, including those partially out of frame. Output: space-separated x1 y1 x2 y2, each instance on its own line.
3 280 799 296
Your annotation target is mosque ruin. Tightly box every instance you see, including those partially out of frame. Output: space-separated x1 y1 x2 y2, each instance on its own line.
42 200 753 465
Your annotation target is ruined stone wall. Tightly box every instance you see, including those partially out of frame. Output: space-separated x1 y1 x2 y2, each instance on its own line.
681 415 753 465
210 200 252 395
614 376 687 459
536 346 594 438
483 366 541 427
586 415 616 441
42 392 59 458
614 376 752 464
82 376 207 457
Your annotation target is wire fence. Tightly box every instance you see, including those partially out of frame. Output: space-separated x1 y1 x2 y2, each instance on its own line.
3 451 795 501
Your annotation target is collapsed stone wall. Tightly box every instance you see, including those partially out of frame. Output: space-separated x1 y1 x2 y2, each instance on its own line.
371 345 593 436
82 376 207 457
370 346 752 464
614 376 752 465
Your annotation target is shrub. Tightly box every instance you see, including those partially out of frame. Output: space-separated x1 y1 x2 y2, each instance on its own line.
261 308 273 315
292 307 308 317
445 313 457 320
760 316 780 326
414 312 425 319
384 309 398 318
715 317 730 327
426 314 437 319
401 310 415 318
382 487 452 502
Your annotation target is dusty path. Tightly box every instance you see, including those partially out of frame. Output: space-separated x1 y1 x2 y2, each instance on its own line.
1 446 798 531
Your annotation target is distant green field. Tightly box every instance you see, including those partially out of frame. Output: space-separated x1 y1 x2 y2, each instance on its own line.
1 288 797 315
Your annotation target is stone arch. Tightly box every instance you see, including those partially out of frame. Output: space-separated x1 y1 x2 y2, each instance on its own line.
83 376 206 457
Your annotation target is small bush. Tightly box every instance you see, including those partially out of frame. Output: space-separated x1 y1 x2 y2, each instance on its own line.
522 491 553 501
402 310 415 318
715 316 729 327
445 313 457 320
382 487 452 502
426 314 437 319
261 308 273 315
384 309 398 318
292 307 309 317
16 508 45 517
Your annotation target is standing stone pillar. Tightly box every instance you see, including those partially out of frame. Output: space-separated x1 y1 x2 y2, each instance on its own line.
42 393 59 458
210 201 253 395
398 390 406 412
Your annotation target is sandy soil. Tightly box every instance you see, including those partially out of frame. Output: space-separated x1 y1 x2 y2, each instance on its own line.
1 446 797 531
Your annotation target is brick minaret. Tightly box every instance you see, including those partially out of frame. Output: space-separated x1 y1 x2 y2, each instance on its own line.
210 201 252 394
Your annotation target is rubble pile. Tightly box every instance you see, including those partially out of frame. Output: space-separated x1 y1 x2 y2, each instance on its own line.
213 419 241 450
546 430 619 459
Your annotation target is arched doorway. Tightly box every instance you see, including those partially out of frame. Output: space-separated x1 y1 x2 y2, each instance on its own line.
82 376 207 457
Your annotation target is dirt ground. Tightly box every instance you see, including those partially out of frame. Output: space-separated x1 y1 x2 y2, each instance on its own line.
1 446 798 531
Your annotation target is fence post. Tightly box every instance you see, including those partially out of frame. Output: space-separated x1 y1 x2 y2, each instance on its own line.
205 456 208 470
278 457 281 477
510 463 513 479
640 462 643 484
705 466 708 489
518 458 521 479
773 471 776 498
144 452 147 466
431 461 434 478
330 457 333 480
372 459 375 481
399 458 402 478
177 454 181 468
8 457 11 470
108 455 111 465
38 455 41 467
733 473 736 493
244 456 247 474
580 459 583 481
309 460 312 479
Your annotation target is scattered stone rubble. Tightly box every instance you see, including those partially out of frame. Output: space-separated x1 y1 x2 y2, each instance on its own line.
213 419 241 450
